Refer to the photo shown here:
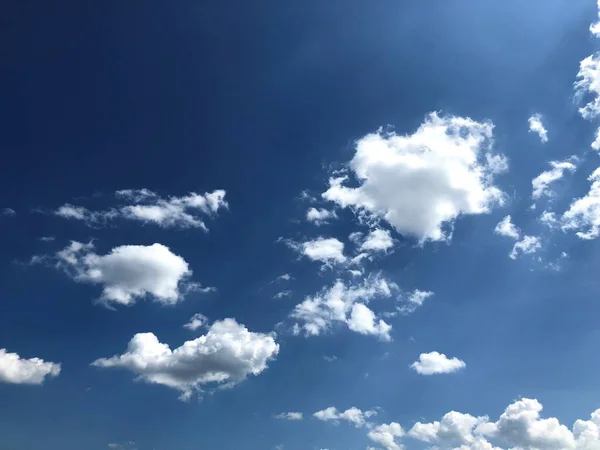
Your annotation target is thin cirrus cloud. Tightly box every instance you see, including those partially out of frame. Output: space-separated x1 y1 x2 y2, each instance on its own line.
92 318 279 401
0 348 61 385
55 189 227 231
410 351 466 375
528 113 549 143
313 406 377 428
290 274 397 341
321 112 508 243
274 412 303 421
37 241 211 307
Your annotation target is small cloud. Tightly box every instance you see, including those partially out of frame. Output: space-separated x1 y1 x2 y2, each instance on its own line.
411 351 466 375
324 355 338 362
528 113 549 143
510 235 542 260
183 313 208 331
39 236 56 242
275 412 303 421
306 207 337 225
494 215 520 240
272 273 293 283
2 208 15 217
274 290 292 299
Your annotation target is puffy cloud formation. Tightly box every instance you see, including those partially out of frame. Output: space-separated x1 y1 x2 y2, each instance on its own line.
510 236 542 260
576 53 600 121
562 167 600 239
0 348 61 384
313 406 377 428
368 422 405 450
52 241 207 306
322 112 507 243
290 275 396 340
409 411 489 445
528 114 548 143
532 159 577 200
275 412 303 421
306 207 337 225
55 189 227 231
411 351 466 375
92 319 279 400
494 215 520 240
284 237 347 268
358 228 395 252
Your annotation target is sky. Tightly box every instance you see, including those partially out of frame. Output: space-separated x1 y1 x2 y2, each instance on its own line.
3 0 600 449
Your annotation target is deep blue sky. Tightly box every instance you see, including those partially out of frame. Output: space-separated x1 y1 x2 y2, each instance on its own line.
2 1 600 449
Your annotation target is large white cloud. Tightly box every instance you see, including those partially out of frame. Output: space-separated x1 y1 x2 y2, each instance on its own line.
562 167 600 239
411 351 466 375
290 275 396 340
53 241 207 306
528 114 549 143
55 189 227 231
322 112 507 243
532 159 577 201
0 348 61 385
92 318 279 400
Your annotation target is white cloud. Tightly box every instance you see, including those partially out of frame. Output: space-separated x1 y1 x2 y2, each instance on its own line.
306 207 337 225
274 290 292 299
509 235 542 260
313 407 377 428
92 318 279 400
532 159 577 200
275 412 303 421
411 351 466 375
398 289 434 315
359 228 395 252
368 422 405 450
494 215 520 240
528 114 548 143
2 207 15 216
285 237 346 267
183 313 208 331
562 167 600 239
409 411 489 446
290 275 396 340
273 273 293 283
0 348 61 384
591 0 600 37
55 189 227 231
51 241 206 306
322 112 507 243
539 210 558 228
575 53 600 121
39 236 56 242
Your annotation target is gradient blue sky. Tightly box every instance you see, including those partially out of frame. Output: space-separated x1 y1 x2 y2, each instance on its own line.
2 1 600 450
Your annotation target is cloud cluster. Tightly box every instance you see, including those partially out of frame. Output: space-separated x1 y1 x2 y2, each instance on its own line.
55 189 227 231
290 275 397 341
0 349 61 385
50 241 208 306
322 112 507 243
92 318 279 400
410 351 466 375
493 216 542 260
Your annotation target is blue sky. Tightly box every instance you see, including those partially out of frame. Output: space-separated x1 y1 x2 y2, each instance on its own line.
3 1 600 449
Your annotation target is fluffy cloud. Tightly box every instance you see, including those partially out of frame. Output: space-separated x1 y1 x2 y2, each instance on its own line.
290 275 396 340
275 412 303 421
358 228 395 252
562 167 600 239
55 189 227 231
509 235 542 260
409 411 489 446
52 241 207 306
411 351 466 375
183 313 208 331
284 237 346 268
313 407 377 428
0 349 61 384
92 318 279 400
368 423 405 450
532 159 577 200
306 207 337 225
494 215 520 240
322 112 507 243
575 53 600 121
528 114 548 143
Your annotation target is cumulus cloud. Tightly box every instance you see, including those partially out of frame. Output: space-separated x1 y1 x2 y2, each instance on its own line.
284 237 346 268
528 114 548 143
411 351 466 375
575 52 600 121
532 159 577 200
290 275 397 340
494 215 520 240
183 313 208 331
92 318 279 400
409 411 490 446
321 112 507 243
313 407 377 428
368 422 405 450
509 236 542 260
306 207 337 225
55 189 227 231
275 412 303 421
358 228 395 253
48 241 207 306
0 348 61 384
562 167 600 239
